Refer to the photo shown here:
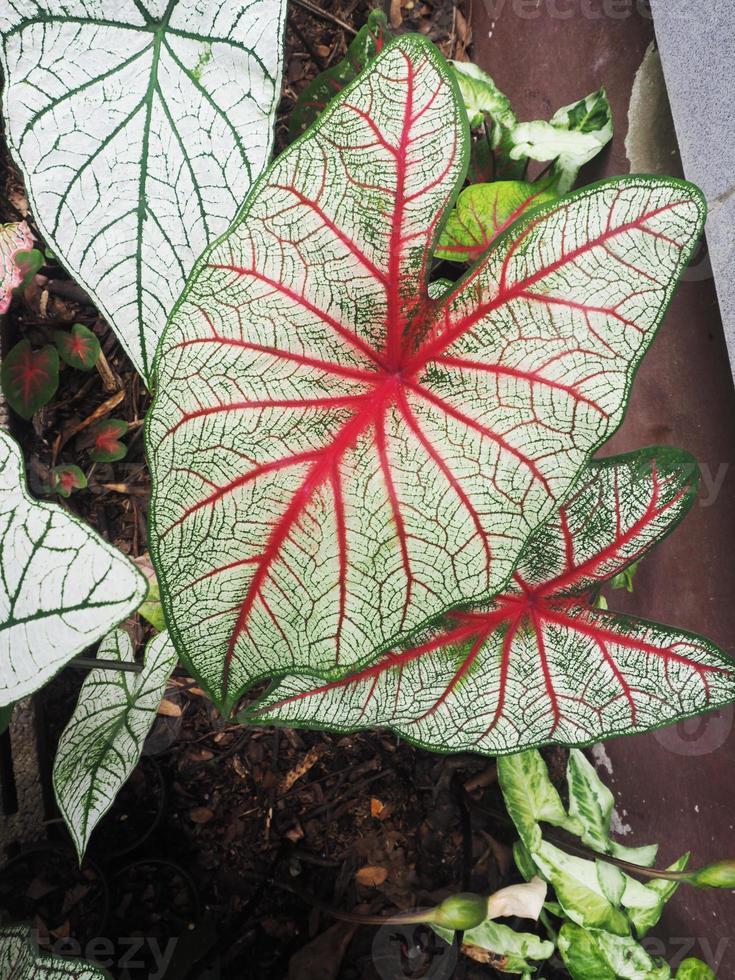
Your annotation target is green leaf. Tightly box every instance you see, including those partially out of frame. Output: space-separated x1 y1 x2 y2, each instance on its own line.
611 558 641 592
558 922 671 979
0 924 111 978
627 853 689 937
509 88 613 194
676 958 716 980
566 749 658 865
88 419 129 463
255 450 735 754
289 9 391 140
14 248 45 291
49 464 88 499
449 60 516 132
0 431 147 707
0 221 34 313
148 33 707 712
433 919 554 974
497 750 571 850
54 324 101 371
53 628 177 859
1 339 59 420
0 702 14 734
435 181 557 264
0 0 287 379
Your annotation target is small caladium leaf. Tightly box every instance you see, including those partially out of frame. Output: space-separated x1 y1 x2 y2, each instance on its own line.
149 31 707 711
509 88 613 194
54 323 101 371
558 922 671 980
289 9 391 140
0 925 111 979
435 181 557 264
256 449 735 753
88 419 128 463
53 628 178 859
0 431 147 706
49 464 88 498
433 918 554 974
1 339 59 419
0 221 34 313
0 0 287 379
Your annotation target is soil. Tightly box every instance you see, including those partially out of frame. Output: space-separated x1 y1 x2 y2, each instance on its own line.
0 2 570 978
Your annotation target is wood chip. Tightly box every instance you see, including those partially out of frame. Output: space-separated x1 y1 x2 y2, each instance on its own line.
157 698 182 717
278 745 324 795
189 806 214 824
355 865 388 887
389 0 403 28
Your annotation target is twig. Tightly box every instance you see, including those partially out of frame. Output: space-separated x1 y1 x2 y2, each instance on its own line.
290 0 357 35
59 389 125 447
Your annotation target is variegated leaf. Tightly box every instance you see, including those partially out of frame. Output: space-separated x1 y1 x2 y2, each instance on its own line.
53 628 178 859
0 0 287 378
0 220 34 313
0 431 147 706
0 925 110 979
148 33 705 711
257 449 735 754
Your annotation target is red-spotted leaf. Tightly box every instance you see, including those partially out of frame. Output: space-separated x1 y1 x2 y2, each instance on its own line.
88 419 129 463
1 339 59 419
0 221 34 313
54 323 101 371
147 34 705 711
435 181 557 264
49 464 88 498
255 449 735 754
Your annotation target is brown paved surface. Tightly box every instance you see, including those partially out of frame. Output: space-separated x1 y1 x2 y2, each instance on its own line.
471 2 735 973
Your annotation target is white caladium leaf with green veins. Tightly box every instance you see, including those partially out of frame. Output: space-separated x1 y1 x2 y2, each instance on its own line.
509 88 613 194
148 32 706 712
53 627 178 859
0 925 110 979
0 432 146 706
0 0 287 379
257 450 735 753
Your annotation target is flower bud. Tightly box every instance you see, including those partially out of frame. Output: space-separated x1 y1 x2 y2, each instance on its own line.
431 892 487 930
689 860 735 889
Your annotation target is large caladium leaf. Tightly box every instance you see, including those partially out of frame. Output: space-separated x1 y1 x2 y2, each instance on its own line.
148 33 706 711
0 220 34 313
256 449 735 753
0 925 110 979
0 0 287 379
53 628 178 859
0 431 146 706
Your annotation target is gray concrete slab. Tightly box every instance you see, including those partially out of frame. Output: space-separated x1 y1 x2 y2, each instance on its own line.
651 0 735 379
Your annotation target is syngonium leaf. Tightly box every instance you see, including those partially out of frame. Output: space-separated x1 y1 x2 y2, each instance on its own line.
148 33 706 713
288 9 391 140
53 627 178 859
0 0 287 379
558 922 671 980
0 220 34 313
0 925 111 978
256 449 735 753
433 919 554 975
509 88 613 194
0 431 147 707
435 181 557 264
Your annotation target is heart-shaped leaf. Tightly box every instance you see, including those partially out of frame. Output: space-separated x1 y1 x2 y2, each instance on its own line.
0 0 287 378
54 323 101 371
433 918 554 974
88 418 129 463
257 449 735 753
0 925 110 979
289 9 391 140
0 221 34 313
1 339 59 419
0 431 147 707
49 464 88 498
53 628 178 859
558 922 671 980
148 34 706 711
435 181 557 264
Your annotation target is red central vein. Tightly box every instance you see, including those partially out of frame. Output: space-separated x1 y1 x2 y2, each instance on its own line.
209 263 386 369
407 198 689 372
